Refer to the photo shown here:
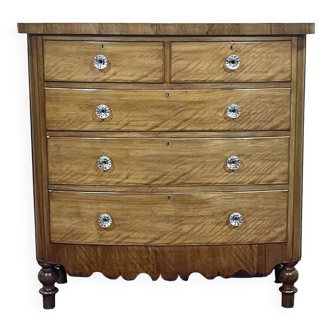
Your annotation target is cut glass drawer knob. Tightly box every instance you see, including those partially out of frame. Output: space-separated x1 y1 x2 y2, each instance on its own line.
98 213 112 228
96 104 110 119
229 212 243 227
97 156 112 171
227 155 241 170
225 55 240 70
94 54 108 70
227 104 241 119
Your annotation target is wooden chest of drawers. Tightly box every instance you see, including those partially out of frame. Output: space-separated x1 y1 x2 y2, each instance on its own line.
18 22 315 309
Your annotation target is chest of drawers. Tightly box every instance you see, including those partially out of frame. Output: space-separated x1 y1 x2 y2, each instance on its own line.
18 23 315 309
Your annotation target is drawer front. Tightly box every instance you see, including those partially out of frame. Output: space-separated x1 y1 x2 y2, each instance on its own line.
171 42 292 83
50 190 288 245
44 41 164 82
45 88 290 131
48 137 289 186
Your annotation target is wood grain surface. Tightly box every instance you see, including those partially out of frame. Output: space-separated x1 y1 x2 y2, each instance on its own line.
48 243 288 280
171 42 292 82
45 88 290 131
28 35 50 260
47 137 289 186
50 190 287 245
44 41 164 83
20 27 312 309
17 23 315 35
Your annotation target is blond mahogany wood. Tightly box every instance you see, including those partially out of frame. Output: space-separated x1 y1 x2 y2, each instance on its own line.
50 190 287 245
48 243 288 280
28 35 50 260
47 131 290 138
45 88 290 131
44 41 164 83
17 23 315 35
47 137 289 186
48 184 288 193
20 29 313 309
171 42 292 83
292 36 306 259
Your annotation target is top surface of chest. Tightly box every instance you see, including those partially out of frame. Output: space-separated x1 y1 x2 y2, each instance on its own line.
18 22 315 35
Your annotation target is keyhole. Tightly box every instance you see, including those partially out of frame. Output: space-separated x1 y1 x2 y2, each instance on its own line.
167 196 171 201
166 93 170 98
230 45 234 50
166 142 170 146
101 44 104 50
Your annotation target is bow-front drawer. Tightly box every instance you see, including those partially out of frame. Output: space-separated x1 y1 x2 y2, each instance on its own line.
171 41 292 82
45 88 290 131
47 137 289 186
44 41 164 82
50 190 288 245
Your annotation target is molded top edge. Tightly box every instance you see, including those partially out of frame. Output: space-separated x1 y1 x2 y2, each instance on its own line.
17 23 315 35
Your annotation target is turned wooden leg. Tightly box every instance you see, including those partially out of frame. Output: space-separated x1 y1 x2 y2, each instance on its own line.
38 262 59 309
55 264 67 284
274 264 283 283
279 262 299 308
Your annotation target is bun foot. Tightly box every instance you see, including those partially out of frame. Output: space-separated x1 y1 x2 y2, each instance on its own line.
38 262 59 309
279 260 302 309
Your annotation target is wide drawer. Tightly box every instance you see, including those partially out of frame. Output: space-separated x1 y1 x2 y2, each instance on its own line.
50 190 288 245
44 41 164 82
171 41 292 82
45 88 290 131
47 137 289 186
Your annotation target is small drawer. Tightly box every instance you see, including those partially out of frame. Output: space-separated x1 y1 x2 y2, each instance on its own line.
171 41 292 83
45 88 290 131
50 190 288 245
47 137 289 186
44 41 164 83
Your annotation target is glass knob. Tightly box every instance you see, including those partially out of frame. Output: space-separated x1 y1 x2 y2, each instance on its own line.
97 156 112 171
98 213 112 228
227 156 241 171
94 54 108 70
227 104 241 119
225 55 240 70
96 104 110 119
229 212 243 227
